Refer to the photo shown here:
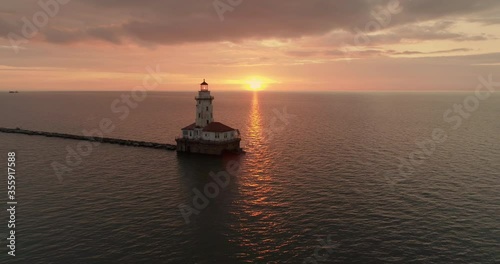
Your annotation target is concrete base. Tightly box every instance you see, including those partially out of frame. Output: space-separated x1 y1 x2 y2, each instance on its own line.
175 138 242 155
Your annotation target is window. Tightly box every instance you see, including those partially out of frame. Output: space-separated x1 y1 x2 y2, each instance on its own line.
206 106 208 111
198 113 201 118
207 120 209 124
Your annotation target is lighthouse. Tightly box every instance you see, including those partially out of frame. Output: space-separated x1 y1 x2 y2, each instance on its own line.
175 80 242 155
195 79 214 127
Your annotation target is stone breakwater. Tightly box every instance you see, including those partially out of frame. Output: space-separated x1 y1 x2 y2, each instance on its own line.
0 127 177 150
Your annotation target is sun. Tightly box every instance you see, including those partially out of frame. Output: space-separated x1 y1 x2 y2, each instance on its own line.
245 78 265 91
238 76 277 91
248 79 263 90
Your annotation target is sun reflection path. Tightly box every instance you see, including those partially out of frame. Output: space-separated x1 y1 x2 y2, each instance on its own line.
230 92 292 257
246 92 264 150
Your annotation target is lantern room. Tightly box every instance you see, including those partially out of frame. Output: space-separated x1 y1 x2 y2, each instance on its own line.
200 79 209 91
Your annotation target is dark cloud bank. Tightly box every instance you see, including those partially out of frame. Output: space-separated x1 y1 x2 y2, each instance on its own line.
1 0 499 46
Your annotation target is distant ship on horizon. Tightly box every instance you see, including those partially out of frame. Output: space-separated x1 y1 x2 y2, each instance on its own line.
9 91 19 93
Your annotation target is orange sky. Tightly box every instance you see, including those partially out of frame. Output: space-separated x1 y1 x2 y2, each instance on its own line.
1 0 499 91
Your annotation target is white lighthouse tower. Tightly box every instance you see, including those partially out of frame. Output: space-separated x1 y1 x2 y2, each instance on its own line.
175 79 242 155
195 79 214 127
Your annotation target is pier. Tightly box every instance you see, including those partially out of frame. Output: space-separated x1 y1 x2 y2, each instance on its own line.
0 127 177 151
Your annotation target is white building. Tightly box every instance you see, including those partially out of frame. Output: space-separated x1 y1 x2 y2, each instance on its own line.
176 80 241 155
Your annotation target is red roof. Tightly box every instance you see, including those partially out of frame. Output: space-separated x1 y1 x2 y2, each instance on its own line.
202 122 235 132
181 123 196 130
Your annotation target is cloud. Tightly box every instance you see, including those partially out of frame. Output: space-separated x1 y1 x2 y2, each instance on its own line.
285 47 475 59
1 0 500 46
43 26 123 44
468 17 500 25
365 21 494 44
387 48 473 55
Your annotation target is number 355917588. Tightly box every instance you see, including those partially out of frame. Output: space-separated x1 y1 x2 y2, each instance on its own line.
8 152 16 199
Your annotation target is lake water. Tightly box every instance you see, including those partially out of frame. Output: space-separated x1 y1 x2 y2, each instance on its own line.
0 91 499 263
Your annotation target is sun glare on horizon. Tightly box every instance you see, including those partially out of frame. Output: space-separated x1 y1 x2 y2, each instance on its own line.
247 79 263 91
244 76 276 91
